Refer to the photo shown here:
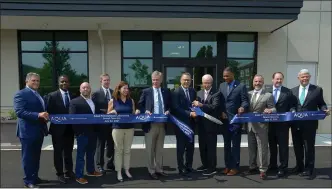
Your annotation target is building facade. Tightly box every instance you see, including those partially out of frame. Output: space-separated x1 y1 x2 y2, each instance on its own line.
1 0 331 134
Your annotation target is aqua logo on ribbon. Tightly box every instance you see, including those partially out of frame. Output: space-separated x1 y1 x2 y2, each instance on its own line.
293 112 309 119
50 116 67 123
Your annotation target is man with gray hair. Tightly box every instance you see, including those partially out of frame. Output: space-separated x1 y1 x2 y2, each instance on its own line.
138 71 171 179
192 74 223 175
290 69 330 178
13 72 49 188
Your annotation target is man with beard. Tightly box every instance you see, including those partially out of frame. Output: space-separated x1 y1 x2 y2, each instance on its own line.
92 74 115 173
45 75 75 183
69 82 102 184
244 75 275 180
268 72 296 178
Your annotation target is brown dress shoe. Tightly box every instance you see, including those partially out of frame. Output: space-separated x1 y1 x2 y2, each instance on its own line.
227 169 239 176
223 168 230 174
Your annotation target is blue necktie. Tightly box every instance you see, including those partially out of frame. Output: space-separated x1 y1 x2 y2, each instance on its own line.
33 90 45 110
300 87 306 105
185 89 190 102
64 92 70 108
157 89 163 114
273 88 278 104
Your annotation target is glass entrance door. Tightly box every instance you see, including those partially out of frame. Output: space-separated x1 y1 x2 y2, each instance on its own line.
163 65 217 92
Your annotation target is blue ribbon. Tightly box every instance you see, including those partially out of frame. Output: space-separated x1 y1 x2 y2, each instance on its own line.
49 113 195 143
230 111 327 124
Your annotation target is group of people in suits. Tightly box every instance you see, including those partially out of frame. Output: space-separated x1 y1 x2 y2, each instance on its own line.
13 67 329 188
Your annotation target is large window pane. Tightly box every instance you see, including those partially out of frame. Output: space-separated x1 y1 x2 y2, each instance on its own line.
57 41 87 52
21 53 54 96
56 53 88 97
162 33 189 57
21 41 52 51
227 59 254 89
123 41 152 57
227 34 255 58
191 33 217 58
165 67 187 91
123 59 153 87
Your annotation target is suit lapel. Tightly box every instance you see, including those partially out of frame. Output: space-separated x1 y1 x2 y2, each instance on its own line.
80 96 93 114
100 88 106 100
253 90 265 110
205 88 215 102
56 90 66 109
277 87 286 104
26 88 45 110
302 85 314 107
228 81 239 97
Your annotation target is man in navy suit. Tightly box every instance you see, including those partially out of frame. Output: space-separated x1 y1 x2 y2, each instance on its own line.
45 75 75 183
13 72 49 188
218 67 249 176
171 72 197 176
138 71 171 179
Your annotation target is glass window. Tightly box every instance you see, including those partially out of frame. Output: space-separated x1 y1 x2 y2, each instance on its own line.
191 33 217 58
123 41 152 57
227 34 255 58
162 33 189 57
165 67 187 91
123 59 153 87
227 59 254 89
19 31 88 97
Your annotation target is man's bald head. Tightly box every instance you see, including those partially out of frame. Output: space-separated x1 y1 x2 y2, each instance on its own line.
80 82 91 98
202 74 213 90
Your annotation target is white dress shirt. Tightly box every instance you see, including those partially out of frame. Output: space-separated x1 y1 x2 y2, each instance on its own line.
298 84 310 100
251 88 263 102
102 86 112 101
59 88 71 107
272 86 281 102
204 88 212 101
153 87 164 114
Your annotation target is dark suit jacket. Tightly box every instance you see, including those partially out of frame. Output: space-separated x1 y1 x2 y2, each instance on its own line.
91 88 114 114
171 86 196 127
218 80 249 124
69 96 99 136
196 88 223 132
274 86 297 112
13 87 48 139
45 89 73 135
138 87 171 133
291 84 328 129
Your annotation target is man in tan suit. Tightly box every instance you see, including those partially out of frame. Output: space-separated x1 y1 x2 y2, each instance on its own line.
245 75 276 180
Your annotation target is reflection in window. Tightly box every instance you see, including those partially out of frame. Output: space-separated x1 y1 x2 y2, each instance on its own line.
123 41 152 57
191 33 217 58
166 67 187 90
162 33 189 57
123 59 153 87
19 31 88 97
227 34 255 58
227 59 254 89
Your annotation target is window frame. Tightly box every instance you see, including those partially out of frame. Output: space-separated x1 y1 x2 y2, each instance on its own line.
17 30 89 96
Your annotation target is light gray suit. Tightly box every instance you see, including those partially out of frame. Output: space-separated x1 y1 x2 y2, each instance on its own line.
248 89 276 172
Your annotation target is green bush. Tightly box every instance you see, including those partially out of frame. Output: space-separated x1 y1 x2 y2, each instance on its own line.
8 109 17 120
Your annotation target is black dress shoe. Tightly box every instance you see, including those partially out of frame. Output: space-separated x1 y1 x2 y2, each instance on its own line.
98 167 105 173
299 170 312 177
24 184 39 188
179 169 189 176
35 178 48 184
186 167 195 173
277 170 286 178
64 172 76 179
196 165 207 172
58 175 67 184
290 166 303 174
156 172 168 177
202 169 217 176
150 173 159 180
244 168 259 175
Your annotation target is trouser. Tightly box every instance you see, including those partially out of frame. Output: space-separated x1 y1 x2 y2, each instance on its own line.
95 125 114 169
268 123 289 170
248 129 269 172
112 128 134 172
198 124 217 170
175 126 195 170
222 125 242 170
51 126 74 176
145 123 165 174
291 123 316 172
75 134 97 178
20 137 44 185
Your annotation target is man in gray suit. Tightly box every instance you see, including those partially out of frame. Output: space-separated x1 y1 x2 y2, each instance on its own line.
245 75 276 180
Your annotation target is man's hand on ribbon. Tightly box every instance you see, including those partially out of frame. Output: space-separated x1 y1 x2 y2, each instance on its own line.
324 109 330 116
135 109 140 115
108 110 117 114
263 108 273 114
238 107 245 115
221 112 228 119
190 111 197 118
38 112 49 122
145 110 152 115
164 110 170 115
192 100 203 107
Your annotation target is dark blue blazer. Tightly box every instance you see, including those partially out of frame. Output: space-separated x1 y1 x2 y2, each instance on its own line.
13 87 48 139
171 86 197 126
138 87 171 133
218 80 249 123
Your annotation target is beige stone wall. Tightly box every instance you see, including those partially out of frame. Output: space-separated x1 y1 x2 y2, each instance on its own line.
257 0 331 134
